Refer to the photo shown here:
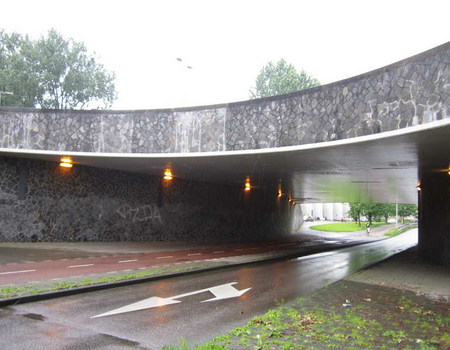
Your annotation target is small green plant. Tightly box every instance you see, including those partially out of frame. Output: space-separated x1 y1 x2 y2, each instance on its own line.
385 225 418 237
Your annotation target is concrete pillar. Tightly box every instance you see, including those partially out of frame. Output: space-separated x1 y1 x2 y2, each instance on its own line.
418 170 450 264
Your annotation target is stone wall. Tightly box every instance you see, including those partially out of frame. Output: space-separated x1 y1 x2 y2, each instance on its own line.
0 156 293 242
0 42 449 153
0 43 449 242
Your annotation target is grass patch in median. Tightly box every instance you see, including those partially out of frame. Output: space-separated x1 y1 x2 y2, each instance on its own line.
309 222 388 232
385 225 418 237
0 262 224 299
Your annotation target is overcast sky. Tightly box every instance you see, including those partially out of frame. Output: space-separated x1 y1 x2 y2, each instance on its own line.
2 0 449 110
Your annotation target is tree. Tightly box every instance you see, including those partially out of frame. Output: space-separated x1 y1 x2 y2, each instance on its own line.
0 31 41 107
362 203 385 225
0 29 116 109
348 203 364 226
249 59 320 99
350 202 395 225
378 204 396 223
398 204 418 223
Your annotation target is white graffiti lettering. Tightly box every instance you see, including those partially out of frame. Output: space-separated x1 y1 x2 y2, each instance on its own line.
116 204 163 223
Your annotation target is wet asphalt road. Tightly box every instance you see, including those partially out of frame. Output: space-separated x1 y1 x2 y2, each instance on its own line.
0 241 333 285
0 231 417 350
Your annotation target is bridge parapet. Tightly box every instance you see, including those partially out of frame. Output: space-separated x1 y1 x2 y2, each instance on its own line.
0 43 449 154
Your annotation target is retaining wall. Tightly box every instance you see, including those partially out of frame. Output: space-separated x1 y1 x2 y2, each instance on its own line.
0 42 448 242
0 156 294 242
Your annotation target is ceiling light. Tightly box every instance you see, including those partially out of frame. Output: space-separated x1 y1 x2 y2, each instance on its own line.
245 178 251 191
164 170 173 180
60 157 73 168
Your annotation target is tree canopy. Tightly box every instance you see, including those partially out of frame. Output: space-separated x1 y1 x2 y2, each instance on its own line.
0 29 117 109
349 202 417 225
249 59 320 99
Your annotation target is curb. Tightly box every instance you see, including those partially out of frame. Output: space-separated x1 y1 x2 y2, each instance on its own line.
0 240 373 307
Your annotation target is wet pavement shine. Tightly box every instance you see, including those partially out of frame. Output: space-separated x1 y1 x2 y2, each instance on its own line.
0 230 420 349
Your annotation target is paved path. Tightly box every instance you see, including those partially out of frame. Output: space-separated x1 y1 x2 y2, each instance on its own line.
345 243 450 302
0 221 395 288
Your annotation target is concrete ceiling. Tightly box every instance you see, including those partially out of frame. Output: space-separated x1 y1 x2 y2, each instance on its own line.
1 119 450 205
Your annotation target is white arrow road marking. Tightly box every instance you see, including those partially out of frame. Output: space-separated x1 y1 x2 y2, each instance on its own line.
91 282 251 318
201 283 251 302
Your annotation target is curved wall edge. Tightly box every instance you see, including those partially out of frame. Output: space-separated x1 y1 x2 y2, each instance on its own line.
0 42 448 154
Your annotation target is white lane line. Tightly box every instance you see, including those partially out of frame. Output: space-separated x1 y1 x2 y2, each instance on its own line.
107 271 118 274
60 259 69 261
0 269 36 275
118 259 138 263
188 253 202 256
72 276 82 278
194 260 202 263
123 269 133 272
138 267 147 270
43 260 53 262
67 264 94 268
28 281 39 284
156 256 173 259
234 249 244 252
51 278 62 281
213 251 224 254
251 247 260 250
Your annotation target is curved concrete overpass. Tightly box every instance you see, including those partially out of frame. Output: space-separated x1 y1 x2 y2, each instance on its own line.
0 42 449 262
1 118 449 205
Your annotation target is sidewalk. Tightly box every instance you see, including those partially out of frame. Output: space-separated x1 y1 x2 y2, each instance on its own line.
300 220 397 240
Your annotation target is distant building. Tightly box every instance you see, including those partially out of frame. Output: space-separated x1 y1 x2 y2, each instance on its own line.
300 203 350 221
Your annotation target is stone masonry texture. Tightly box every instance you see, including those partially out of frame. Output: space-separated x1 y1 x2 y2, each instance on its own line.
0 42 448 242
0 156 292 242
0 43 449 153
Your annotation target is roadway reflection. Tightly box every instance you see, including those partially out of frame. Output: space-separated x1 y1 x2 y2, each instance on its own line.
5 231 418 350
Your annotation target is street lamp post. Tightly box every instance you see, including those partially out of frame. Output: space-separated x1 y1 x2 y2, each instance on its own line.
0 91 13 106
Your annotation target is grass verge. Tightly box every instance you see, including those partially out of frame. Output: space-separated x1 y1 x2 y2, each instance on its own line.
164 281 450 350
0 262 223 299
385 225 418 237
309 222 388 232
